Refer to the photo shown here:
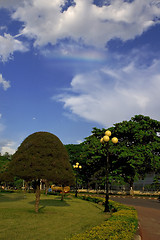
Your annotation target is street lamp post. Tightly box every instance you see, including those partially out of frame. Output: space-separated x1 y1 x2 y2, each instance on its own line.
100 130 118 212
73 162 82 197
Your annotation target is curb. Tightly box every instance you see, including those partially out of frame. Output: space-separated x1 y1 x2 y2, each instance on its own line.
134 235 141 240
111 195 158 200
134 223 142 240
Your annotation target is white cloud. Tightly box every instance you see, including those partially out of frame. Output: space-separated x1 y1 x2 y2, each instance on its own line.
1 141 16 155
0 33 28 62
76 139 83 144
0 74 10 90
11 0 160 48
0 0 26 9
41 40 106 61
56 58 160 127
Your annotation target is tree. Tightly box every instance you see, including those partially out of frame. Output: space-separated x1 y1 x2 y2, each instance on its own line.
80 127 107 190
9 132 75 212
0 154 14 185
65 142 102 189
110 115 160 188
0 154 11 173
65 143 86 188
78 115 160 190
65 144 83 166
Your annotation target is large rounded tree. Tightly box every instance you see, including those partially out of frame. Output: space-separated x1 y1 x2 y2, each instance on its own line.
10 132 75 212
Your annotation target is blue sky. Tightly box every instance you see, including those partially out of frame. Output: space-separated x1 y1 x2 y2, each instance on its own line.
1 0 160 154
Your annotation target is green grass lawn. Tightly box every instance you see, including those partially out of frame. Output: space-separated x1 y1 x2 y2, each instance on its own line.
0 192 108 240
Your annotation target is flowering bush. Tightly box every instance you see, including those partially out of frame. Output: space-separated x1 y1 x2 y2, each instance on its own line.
68 195 138 240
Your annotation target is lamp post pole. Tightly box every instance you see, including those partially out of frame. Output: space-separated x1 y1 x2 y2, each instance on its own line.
73 162 82 198
105 141 109 212
100 130 118 212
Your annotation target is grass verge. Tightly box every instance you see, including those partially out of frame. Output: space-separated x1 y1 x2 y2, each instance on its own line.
0 192 108 240
69 195 138 240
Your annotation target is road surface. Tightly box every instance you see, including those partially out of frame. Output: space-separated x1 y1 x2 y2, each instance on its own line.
110 196 160 240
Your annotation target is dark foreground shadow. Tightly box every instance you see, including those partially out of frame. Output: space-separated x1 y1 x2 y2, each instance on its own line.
29 199 70 208
0 192 25 202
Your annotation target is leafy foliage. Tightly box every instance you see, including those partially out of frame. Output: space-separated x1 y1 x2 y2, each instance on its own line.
69 195 138 240
65 144 83 166
110 115 160 186
8 132 75 212
10 132 75 186
80 127 117 188
0 154 13 182
69 115 160 189
0 155 11 173
65 143 88 186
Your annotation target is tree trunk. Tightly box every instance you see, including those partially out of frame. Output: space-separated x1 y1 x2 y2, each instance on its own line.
61 185 64 201
35 179 41 213
24 180 28 193
45 180 49 195
23 180 28 198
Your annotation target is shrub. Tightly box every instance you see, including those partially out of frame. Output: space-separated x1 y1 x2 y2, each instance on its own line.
78 195 104 204
69 195 138 240
144 183 160 191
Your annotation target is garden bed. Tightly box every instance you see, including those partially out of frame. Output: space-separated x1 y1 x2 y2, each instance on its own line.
69 195 138 240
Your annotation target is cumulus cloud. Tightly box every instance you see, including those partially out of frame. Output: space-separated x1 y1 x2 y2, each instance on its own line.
0 33 28 62
0 0 26 9
41 40 106 61
56 58 160 127
1 0 160 60
10 0 160 48
0 74 10 90
0 141 16 155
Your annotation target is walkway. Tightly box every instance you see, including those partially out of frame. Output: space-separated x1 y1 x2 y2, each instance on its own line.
110 196 160 240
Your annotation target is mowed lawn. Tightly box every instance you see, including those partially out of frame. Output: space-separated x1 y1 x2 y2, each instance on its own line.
0 192 107 240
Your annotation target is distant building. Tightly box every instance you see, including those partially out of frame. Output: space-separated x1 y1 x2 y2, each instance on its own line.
133 173 156 191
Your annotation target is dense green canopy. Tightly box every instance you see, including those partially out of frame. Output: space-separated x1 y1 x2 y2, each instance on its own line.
0 154 13 182
67 115 160 189
0 154 11 173
110 115 160 186
10 131 75 186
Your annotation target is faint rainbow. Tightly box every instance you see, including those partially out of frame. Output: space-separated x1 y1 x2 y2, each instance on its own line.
45 48 106 62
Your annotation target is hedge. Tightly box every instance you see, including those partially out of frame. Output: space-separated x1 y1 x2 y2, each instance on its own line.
68 195 138 240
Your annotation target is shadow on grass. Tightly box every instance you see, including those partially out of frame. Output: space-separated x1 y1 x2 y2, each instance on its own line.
0 193 25 202
29 199 70 209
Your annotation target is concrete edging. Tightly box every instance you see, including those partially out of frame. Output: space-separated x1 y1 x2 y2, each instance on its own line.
134 222 142 240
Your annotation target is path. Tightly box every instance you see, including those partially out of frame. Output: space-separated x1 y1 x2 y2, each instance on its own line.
110 196 160 240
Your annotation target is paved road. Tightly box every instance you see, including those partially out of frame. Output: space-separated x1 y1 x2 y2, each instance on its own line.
110 196 160 240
